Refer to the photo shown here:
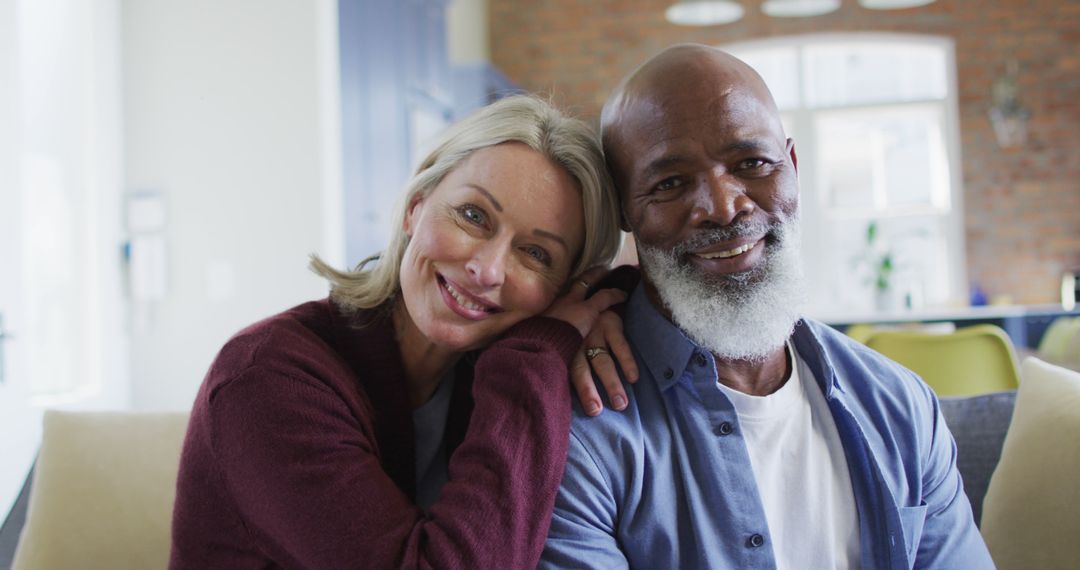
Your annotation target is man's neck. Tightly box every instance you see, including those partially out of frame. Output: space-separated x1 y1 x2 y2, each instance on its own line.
714 344 791 397
641 274 795 396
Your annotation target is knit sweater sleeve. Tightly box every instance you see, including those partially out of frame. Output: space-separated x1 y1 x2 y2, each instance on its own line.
201 315 579 570
419 316 579 568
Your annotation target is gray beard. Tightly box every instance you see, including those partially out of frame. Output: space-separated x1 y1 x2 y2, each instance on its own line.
637 216 807 363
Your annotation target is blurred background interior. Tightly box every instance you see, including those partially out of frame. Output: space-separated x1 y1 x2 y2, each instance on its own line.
1 0 1078 522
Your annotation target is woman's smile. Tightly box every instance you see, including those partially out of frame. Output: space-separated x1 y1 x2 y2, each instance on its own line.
438 273 501 320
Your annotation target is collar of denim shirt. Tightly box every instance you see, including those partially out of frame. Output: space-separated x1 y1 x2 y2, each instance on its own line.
623 283 846 400
624 285 707 392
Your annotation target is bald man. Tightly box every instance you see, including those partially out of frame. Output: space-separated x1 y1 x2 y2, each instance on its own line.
539 45 993 569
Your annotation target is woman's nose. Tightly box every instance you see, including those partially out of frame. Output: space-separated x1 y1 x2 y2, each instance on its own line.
465 241 508 289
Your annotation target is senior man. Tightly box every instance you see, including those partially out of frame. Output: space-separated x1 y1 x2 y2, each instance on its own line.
540 44 993 569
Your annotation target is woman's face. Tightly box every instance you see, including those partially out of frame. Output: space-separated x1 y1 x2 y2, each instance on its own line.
399 142 586 352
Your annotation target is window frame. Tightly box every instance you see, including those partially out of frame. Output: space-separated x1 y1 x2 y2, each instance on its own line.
724 33 968 315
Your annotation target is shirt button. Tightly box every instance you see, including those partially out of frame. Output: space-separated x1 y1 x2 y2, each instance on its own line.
663 368 674 379
715 422 733 436
748 533 766 548
695 353 708 367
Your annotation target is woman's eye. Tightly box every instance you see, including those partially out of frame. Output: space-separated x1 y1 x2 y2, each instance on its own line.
459 204 487 226
522 245 552 266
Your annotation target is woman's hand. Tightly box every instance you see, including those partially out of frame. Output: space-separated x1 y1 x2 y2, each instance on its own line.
543 267 638 417
570 310 639 416
542 266 626 339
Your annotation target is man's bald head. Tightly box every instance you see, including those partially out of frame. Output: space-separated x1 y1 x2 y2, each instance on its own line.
601 44 787 195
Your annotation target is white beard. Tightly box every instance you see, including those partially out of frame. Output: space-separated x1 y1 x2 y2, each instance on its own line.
637 216 807 362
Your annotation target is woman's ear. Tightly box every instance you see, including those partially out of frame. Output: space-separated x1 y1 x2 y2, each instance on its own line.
403 194 425 236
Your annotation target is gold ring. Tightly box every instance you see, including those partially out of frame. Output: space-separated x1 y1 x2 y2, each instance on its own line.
578 280 590 290
585 347 609 361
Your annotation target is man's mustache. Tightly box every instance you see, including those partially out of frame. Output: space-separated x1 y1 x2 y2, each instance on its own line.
671 218 779 257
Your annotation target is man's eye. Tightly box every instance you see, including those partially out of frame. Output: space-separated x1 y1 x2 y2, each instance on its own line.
737 158 769 171
522 245 552 266
655 177 684 192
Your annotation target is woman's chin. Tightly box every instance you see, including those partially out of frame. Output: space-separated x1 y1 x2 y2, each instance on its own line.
423 316 524 353
419 324 490 353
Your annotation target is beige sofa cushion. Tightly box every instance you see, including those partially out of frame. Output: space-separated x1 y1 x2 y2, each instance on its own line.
981 357 1080 569
13 411 189 570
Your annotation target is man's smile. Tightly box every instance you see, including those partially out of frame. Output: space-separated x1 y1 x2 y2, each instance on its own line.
692 239 762 260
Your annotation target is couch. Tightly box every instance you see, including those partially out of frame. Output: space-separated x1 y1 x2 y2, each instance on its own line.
1 358 1077 569
938 389 1016 527
0 411 188 570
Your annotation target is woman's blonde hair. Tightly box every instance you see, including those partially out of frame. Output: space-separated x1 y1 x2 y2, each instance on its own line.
310 94 621 313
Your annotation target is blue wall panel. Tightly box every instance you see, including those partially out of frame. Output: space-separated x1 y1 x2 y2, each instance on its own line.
338 0 452 265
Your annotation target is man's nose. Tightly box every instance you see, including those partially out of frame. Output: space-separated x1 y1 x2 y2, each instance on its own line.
465 239 508 289
688 170 755 227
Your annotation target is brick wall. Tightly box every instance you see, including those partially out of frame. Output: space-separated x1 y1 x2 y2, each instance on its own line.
490 0 1080 305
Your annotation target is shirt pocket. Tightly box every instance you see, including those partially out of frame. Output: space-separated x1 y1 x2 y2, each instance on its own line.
898 503 928 565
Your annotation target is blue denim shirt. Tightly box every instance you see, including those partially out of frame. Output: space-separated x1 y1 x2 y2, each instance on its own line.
540 286 993 569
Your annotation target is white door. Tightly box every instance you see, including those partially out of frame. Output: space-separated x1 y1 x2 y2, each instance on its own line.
0 0 128 518
0 0 42 520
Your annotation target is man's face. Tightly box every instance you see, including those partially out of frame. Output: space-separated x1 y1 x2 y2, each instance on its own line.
608 68 806 360
610 80 799 293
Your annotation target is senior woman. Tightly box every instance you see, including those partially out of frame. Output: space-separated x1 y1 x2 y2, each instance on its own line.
169 95 627 569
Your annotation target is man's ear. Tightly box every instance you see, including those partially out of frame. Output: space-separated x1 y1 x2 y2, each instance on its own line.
403 194 425 236
619 205 631 232
787 138 798 173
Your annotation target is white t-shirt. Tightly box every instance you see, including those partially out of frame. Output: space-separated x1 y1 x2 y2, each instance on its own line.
716 343 861 569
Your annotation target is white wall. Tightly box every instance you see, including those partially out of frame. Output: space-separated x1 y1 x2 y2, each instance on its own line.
122 0 341 410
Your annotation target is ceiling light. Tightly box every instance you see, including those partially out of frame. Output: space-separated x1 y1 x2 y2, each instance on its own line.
859 0 937 9
761 0 840 17
665 0 744 26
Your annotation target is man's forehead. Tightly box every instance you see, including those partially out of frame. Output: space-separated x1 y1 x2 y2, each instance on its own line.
625 85 770 126
612 89 784 158
603 46 785 172
616 48 766 107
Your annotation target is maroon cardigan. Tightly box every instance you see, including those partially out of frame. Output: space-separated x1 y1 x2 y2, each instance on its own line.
170 298 579 569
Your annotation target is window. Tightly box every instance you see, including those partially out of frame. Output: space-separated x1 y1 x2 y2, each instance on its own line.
726 35 965 316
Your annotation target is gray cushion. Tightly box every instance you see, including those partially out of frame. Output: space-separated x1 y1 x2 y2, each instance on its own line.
939 390 1016 526
0 466 33 570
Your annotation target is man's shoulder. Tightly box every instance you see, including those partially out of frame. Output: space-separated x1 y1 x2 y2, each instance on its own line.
566 375 668 462
569 381 649 439
796 318 939 429
797 319 931 393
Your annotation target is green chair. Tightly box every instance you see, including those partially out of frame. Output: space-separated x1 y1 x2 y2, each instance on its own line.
844 323 879 344
865 324 1021 397
1036 316 1080 365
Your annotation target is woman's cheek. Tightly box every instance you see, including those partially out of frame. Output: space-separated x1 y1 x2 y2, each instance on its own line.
519 275 561 314
416 220 468 261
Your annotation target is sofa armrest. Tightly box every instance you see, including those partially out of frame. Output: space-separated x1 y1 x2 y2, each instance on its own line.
938 390 1016 527
0 466 33 570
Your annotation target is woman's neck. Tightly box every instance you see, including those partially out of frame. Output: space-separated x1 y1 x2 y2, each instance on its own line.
392 298 463 409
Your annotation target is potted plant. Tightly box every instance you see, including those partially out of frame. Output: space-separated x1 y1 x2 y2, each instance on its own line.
855 221 896 312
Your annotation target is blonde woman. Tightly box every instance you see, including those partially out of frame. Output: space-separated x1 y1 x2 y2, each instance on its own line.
170 95 629 569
